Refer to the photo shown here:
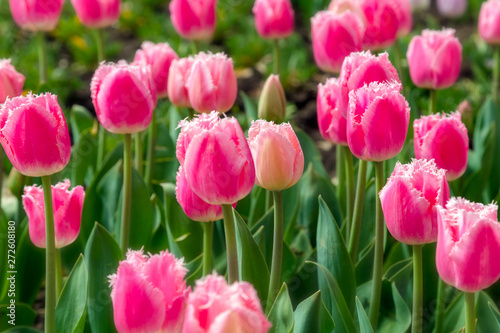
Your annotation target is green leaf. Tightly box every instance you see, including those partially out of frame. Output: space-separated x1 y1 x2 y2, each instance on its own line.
2 327 42 333
69 104 94 143
84 223 122 333
241 91 258 122
488 301 500 328
70 129 97 186
356 297 374 333
477 292 500 333
268 283 294 333
295 130 328 178
55 254 88 333
293 290 334 333
378 283 411 332
382 258 413 283
316 197 355 313
443 292 465 333
0 303 36 330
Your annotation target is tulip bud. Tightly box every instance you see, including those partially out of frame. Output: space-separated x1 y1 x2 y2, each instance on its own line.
168 57 194 108
436 198 500 292
258 75 286 123
479 0 500 45
358 0 399 50
317 78 347 146
169 0 216 41
9 0 64 31
23 180 85 248
437 0 467 18
409 0 430 11
0 59 25 103
71 0 121 29
413 112 468 181
252 0 294 39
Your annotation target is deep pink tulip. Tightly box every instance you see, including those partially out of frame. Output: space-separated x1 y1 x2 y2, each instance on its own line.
169 0 216 40
9 0 64 31
248 120 304 191
109 249 188 333
176 111 255 205
0 59 25 104
347 81 410 161
71 0 121 28
168 57 194 108
23 180 85 248
182 274 271 333
380 159 449 245
311 9 365 73
252 0 294 39
0 93 71 177
186 52 237 113
134 42 179 99
414 112 468 181
436 198 500 292
338 51 400 118
91 61 156 134
317 78 348 145
437 0 467 18
479 0 500 45
394 0 413 37
407 29 462 90
358 0 399 50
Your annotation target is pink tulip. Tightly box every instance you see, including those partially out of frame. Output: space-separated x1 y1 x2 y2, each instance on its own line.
252 0 294 39
358 0 399 50
186 52 237 113
109 249 188 333
248 120 304 191
311 9 365 73
479 0 500 45
168 57 194 108
338 51 400 118
436 198 500 292
347 81 410 161
169 0 216 40
407 29 462 90
71 0 121 28
437 0 467 18
176 111 255 205
0 93 71 177
0 59 25 104
394 0 413 37
317 78 348 145
380 159 449 245
182 274 271 333
91 61 156 134
23 180 85 248
9 0 64 31
134 42 179 99
414 112 468 181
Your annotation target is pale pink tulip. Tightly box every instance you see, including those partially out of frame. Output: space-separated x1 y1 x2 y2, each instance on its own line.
437 0 467 18
253 0 294 39
479 0 500 45
168 57 195 108
169 0 217 40
0 59 25 104
317 78 348 145
9 0 64 31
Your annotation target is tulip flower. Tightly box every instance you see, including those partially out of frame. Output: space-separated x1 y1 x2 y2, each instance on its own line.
414 112 468 181
71 0 121 28
9 0 64 31
479 0 500 44
338 51 400 118
168 57 194 108
169 0 217 40
258 74 287 123
252 0 294 39
394 0 413 37
0 59 25 104
182 274 271 333
317 78 347 146
437 0 467 18
311 9 365 73
109 249 189 333
358 0 399 50
186 52 237 113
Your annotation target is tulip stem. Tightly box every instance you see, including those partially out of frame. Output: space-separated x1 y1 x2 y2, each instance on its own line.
41 175 56 333
96 125 106 170
412 244 423 333
202 222 214 276
221 204 239 284
145 109 157 186
465 292 476 332
368 161 385 329
37 31 47 85
337 146 346 220
429 89 437 115
434 278 447 333
134 132 143 176
55 249 63 297
273 39 280 75
266 191 284 314
95 29 105 63
120 134 132 254
493 46 500 103
343 146 355 240
394 39 408 98
348 159 368 263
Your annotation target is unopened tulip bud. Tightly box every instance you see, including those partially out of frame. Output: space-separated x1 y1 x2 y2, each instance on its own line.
258 75 286 123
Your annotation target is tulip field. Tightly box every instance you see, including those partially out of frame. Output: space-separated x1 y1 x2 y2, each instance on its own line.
2 0 500 332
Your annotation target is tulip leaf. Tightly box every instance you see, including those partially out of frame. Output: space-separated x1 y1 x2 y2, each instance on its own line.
488 301 500 328
241 91 258 122
295 129 328 178
69 104 94 144
0 217 10 302
378 283 411 333
443 292 465 333
477 292 500 333
84 223 122 333
0 303 36 330
268 283 294 333
316 196 355 313
1 328 41 333
55 254 88 333
356 297 374 333
382 257 413 283
70 129 98 187
293 290 335 333
153 121 179 184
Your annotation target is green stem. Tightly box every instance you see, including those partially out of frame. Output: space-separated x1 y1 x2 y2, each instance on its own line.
412 245 423 333
337 146 346 221
145 110 157 186
493 46 500 103
465 292 476 332
348 159 368 263
120 134 132 254
95 29 105 63
96 124 106 170
343 146 355 241
429 89 437 115
134 132 143 176
55 249 63 298
192 40 199 55
394 39 408 98
0 147 3 214
37 32 47 85
368 161 385 329
202 222 214 276
222 204 238 284
41 175 55 333
434 278 447 333
266 191 284 314
273 39 280 75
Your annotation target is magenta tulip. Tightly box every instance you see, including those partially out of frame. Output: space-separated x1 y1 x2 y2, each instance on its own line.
380 159 449 245
407 29 462 90
437 0 467 18
9 0 64 31
414 112 468 181
168 57 194 108
394 0 413 37
71 0 121 28
134 42 179 99
23 180 85 248
479 0 500 45
358 0 399 50
436 198 500 292
347 81 410 161
169 0 216 40
0 93 71 177
317 78 348 145
253 0 294 39
0 59 25 104
182 274 271 333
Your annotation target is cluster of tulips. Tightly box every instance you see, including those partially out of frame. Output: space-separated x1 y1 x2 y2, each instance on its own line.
3 0 500 332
